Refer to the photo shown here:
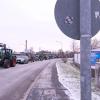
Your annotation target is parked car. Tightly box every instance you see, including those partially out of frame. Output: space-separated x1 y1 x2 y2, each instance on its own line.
16 55 29 64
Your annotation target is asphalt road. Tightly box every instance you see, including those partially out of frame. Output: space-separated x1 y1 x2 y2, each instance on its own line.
0 59 69 100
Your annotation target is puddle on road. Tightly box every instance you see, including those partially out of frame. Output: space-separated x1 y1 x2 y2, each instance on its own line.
26 88 69 100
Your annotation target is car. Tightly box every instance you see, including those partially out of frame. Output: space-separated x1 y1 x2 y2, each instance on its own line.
16 55 29 64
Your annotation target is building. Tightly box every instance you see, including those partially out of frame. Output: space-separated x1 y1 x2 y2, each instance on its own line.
74 48 100 66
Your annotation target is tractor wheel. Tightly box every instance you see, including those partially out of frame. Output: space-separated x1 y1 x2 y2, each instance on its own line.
11 59 16 67
3 59 10 68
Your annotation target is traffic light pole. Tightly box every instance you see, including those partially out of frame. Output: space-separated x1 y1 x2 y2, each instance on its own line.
80 0 92 100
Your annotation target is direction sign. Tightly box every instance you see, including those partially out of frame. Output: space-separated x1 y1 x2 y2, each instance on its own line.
54 0 100 40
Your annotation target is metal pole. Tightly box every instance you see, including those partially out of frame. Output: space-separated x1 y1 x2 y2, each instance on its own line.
25 40 27 52
80 0 92 100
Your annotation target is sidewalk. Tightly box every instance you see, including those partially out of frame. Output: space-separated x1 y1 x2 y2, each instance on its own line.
56 61 100 100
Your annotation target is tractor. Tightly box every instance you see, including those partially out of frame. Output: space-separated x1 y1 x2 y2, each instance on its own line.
0 43 16 68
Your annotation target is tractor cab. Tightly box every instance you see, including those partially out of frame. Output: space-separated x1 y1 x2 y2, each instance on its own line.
0 43 16 68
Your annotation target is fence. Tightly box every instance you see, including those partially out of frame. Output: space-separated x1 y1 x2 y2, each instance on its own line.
95 62 100 88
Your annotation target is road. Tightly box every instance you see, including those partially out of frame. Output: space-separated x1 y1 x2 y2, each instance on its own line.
0 59 69 100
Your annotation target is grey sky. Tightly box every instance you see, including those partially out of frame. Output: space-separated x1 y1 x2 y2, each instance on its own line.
0 0 100 52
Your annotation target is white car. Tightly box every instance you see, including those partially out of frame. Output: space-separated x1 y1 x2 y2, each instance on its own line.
16 55 29 64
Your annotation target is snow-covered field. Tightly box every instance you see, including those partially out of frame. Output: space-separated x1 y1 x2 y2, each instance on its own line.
56 61 100 100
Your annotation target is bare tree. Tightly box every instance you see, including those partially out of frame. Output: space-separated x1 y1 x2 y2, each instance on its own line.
91 38 100 49
71 40 80 53
70 40 80 62
29 47 34 53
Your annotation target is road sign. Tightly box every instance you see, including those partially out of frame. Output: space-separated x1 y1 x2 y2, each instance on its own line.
54 0 100 40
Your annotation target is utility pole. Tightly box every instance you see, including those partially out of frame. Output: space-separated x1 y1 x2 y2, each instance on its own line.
80 0 91 100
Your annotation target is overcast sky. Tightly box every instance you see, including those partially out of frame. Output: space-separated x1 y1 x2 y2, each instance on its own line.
0 0 100 52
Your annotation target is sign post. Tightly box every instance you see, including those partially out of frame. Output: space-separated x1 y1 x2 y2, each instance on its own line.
80 0 91 100
54 0 100 100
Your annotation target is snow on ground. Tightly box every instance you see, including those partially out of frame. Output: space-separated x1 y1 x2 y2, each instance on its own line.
56 60 100 100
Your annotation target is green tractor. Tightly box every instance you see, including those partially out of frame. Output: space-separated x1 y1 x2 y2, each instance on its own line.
0 43 16 68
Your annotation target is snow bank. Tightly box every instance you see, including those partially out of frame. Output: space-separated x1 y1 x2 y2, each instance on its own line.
56 61 100 100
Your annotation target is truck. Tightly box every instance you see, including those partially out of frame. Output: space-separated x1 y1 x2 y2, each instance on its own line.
0 43 16 68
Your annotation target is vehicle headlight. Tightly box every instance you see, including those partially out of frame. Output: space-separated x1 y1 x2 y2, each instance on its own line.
20 58 25 62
